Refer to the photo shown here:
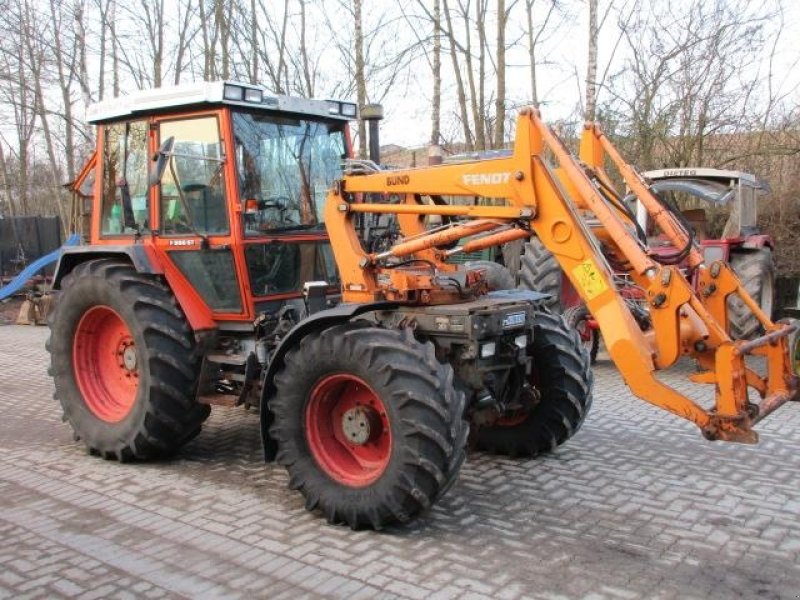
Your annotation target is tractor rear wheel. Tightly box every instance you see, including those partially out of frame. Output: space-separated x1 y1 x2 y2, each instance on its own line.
47 259 210 461
270 322 468 529
518 237 563 312
473 311 593 457
728 249 775 339
563 304 600 364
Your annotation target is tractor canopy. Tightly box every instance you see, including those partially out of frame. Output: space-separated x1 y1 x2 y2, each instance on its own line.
638 168 770 240
86 80 357 125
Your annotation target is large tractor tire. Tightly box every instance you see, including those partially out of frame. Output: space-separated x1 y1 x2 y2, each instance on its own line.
270 322 468 529
563 304 600 364
518 237 563 312
728 248 775 340
464 259 515 291
473 311 593 457
47 259 210 461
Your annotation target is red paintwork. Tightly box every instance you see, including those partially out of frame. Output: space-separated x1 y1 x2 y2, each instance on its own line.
740 234 773 250
73 306 138 422
304 373 391 487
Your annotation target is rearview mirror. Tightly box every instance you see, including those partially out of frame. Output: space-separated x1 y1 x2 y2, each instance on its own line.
149 136 175 188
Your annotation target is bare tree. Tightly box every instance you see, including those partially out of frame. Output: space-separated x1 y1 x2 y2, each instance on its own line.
606 0 779 169
585 0 598 121
524 0 559 107
431 0 441 146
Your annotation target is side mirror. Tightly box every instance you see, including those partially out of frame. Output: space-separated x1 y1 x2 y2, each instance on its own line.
149 136 175 188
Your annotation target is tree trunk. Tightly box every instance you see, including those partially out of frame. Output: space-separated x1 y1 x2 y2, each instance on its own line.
494 0 507 148
110 0 119 95
354 0 367 159
526 0 537 106
431 0 441 145
299 0 314 96
585 0 598 122
97 0 107 100
250 0 258 83
442 0 472 148
0 144 16 218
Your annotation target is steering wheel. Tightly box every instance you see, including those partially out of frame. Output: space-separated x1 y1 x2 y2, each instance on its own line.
260 195 291 208
182 182 208 193
260 196 301 225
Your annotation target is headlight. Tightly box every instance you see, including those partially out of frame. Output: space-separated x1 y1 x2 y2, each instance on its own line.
244 88 263 103
480 342 496 358
223 84 244 101
514 334 527 349
341 102 358 117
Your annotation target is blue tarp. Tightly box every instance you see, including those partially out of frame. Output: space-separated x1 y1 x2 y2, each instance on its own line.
0 234 80 301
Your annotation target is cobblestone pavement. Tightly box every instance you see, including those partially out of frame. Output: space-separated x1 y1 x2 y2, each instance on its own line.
1 324 799 600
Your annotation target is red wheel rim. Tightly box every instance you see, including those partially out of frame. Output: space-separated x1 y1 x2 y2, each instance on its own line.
73 306 139 423
305 374 391 487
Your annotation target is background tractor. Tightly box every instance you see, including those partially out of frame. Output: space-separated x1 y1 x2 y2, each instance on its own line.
637 168 774 339
509 152 778 362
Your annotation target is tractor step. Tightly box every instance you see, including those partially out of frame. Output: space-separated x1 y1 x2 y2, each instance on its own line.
198 393 239 407
206 353 248 366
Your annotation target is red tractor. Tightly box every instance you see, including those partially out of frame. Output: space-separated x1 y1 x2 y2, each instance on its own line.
49 81 592 528
637 168 775 339
512 166 776 361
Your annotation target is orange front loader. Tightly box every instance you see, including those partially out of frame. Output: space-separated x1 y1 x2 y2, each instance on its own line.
324 107 797 444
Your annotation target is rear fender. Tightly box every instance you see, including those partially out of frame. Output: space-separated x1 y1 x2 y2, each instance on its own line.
53 245 162 288
53 245 216 332
259 301 396 461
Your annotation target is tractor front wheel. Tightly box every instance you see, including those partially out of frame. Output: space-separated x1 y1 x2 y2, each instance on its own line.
48 259 210 461
270 323 468 529
473 311 593 457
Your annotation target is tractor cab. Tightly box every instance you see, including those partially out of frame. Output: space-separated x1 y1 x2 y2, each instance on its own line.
69 81 356 328
636 168 771 260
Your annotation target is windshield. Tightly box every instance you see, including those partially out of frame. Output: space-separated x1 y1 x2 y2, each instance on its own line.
232 111 346 235
649 179 734 205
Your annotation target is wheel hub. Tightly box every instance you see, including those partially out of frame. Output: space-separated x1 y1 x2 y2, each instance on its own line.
120 343 137 371
341 406 381 445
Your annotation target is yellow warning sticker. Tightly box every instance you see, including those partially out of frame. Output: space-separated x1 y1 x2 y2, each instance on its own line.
572 259 608 300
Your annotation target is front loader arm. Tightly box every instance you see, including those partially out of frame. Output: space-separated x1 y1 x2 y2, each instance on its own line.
324 107 797 443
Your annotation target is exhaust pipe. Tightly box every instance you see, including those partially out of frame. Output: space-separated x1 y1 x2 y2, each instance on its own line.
361 104 384 165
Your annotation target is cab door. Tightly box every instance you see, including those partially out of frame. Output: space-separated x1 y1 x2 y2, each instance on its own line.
150 111 250 320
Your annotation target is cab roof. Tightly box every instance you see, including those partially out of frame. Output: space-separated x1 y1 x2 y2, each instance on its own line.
642 167 762 188
86 80 357 124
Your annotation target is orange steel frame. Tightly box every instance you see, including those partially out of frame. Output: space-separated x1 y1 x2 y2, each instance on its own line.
78 106 350 331
324 107 798 443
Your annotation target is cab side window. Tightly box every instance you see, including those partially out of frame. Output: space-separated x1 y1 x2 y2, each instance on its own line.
101 120 149 235
159 116 228 235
